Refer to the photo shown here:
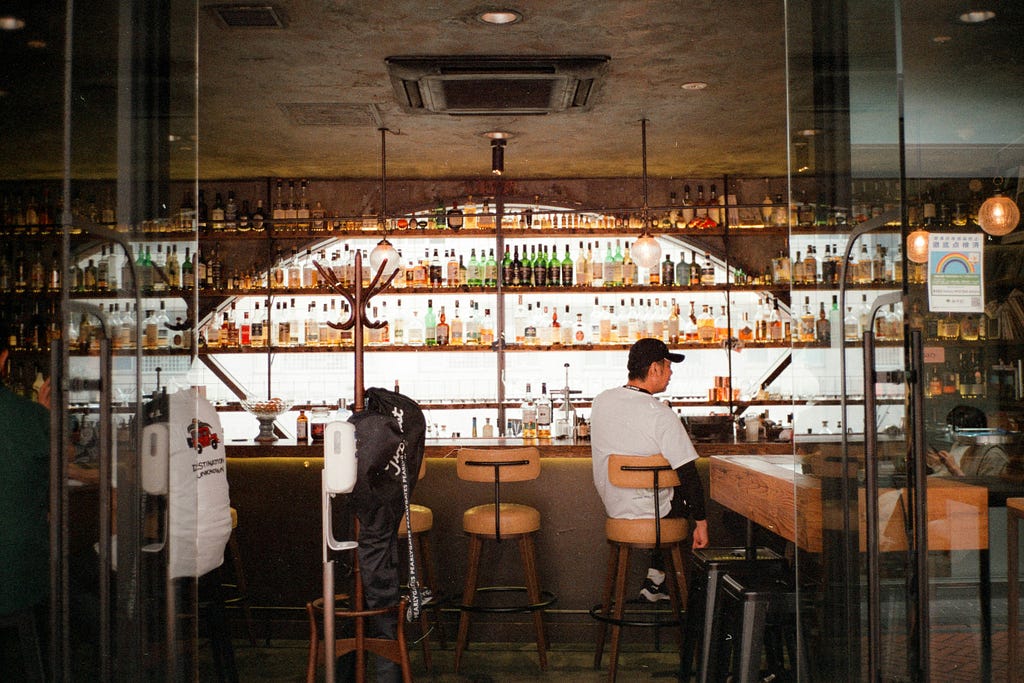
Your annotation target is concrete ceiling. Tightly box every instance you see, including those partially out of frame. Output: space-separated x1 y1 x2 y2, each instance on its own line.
0 0 1021 182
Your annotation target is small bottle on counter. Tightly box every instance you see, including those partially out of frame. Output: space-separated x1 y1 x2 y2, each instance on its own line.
296 409 308 443
472 416 478 438
482 417 494 438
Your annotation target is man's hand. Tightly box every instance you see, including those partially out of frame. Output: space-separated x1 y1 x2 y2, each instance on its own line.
691 519 709 549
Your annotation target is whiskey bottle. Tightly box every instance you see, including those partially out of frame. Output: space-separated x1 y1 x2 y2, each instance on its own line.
436 306 450 346
521 384 537 439
537 383 553 439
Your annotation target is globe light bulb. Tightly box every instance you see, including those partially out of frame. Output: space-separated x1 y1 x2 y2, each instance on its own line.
907 229 929 264
369 238 400 278
632 231 663 270
977 193 1020 236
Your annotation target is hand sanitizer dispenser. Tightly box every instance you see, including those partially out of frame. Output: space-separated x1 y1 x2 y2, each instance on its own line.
324 420 357 494
141 422 170 495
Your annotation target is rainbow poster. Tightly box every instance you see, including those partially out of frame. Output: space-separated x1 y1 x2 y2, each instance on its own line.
928 232 984 313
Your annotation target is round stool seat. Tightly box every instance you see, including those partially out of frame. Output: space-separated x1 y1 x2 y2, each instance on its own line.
463 503 540 536
605 516 689 545
397 504 433 537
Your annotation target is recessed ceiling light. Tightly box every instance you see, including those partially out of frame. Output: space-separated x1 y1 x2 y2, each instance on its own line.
0 15 26 30
798 128 820 137
681 82 708 90
483 131 514 140
478 9 522 25
932 35 952 43
959 10 995 23
26 39 47 49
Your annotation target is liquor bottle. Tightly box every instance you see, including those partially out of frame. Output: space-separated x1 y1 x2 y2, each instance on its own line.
406 308 423 346
689 251 701 287
799 297 816 342
239 310 252 347
165 245 179 289
225 190 238 230
754 299 768 342
30 249 46 293
47 251 61 292
467 249 481 286
296 410 309 443
436 306 450 346
674 251 689 288
560 244 574 286
210 192 226 230
590 242 604 287
537 383 553 439
816 301 831 345
196 190 209 233
573 312 588 344
296 180 311 229
428 249 442 287
700 253 715 286
532 246 547 287
803 245 818 284
697 305 716 343
479 308 495 346
501 247 514 286
482 417 494 438
844 306 859 342
464 302 479 345
768 299 783 342
771 250 791 284
792 250 806 284
180 247 194 289
737 311 754 342
521 384 538 439
424 299 437 346
660 252 674 287
178 190 196 230
450 301 464 345
575 241 589 287
284 180 298 223
484 248 498 287
253 302 269 348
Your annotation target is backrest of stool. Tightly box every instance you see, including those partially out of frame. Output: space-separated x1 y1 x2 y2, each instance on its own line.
457 447 540 483
608 455 677 546
608 454 679 491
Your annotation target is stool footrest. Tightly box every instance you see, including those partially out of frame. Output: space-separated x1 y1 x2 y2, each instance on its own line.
589 603 682 628
457 586 556 614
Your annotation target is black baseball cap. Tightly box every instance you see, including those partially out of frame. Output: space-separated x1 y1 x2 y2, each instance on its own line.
627 338 685 375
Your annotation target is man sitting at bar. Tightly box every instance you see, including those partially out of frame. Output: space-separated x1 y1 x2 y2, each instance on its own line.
590 337 709 602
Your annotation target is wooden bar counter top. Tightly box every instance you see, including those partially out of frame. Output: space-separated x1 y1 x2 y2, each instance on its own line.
225 437 796 459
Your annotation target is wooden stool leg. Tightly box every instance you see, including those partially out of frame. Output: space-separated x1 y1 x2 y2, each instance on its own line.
664 545 687 658
519 533 548 671
594 543 620 669
608 544 631 683
305 603 319 683
227 532 258 647
454 534 483 674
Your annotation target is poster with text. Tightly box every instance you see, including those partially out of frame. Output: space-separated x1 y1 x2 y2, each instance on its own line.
927 232 984 313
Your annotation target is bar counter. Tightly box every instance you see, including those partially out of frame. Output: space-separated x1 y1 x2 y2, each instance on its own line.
225 437 797 458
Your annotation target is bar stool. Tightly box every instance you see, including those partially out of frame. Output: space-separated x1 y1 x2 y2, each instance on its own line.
305 594 412 683
591 454 688 683
454 446 555 673
396 457 441 671
1008 497 1023 683
222 506 257 646
0 607 44 682
680 546 787 682
706 571 804 683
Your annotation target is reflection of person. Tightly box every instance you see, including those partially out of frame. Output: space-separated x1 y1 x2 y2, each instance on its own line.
591 338 709 602
927 404 1010 478
0 329 51 671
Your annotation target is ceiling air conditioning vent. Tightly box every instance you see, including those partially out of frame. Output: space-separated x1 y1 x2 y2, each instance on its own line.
386 55 609 116
208 4 286 29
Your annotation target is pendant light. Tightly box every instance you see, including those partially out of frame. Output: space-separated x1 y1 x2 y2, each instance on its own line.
977 178 1020 236
368 127 400 277
906 228 930 264
631 118 663 270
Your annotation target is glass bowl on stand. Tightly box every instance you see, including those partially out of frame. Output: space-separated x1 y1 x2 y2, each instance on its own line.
239 397 294 443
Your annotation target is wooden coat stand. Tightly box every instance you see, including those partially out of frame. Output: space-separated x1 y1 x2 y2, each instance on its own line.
317 250 409 682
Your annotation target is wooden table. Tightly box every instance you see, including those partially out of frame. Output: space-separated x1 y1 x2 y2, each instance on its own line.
710 454 992 680
709 455 989 553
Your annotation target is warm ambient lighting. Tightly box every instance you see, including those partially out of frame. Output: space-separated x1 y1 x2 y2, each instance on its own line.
0 15 25 30
907 229 930 264
632 233 662 270
977 192 1021 236
632 117 662 270
369 237 400 278
959 10 995 23
478 9 522 25
491 138 506 175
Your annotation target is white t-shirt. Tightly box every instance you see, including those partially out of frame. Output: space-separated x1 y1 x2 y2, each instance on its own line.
590 385 699 519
